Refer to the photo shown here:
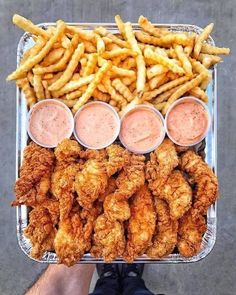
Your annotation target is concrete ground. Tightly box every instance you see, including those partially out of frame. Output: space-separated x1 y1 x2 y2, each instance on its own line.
0 0 235 294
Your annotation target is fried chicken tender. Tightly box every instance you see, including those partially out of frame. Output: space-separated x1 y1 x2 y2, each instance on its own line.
13 142 55 206
177 209 207 257
106 144 130 177
160 170 192 219
147 199 178 258
91 213 125 262
80 148 107 161
116 154 146 196
75 159 108 209
24 199 59 259
51 163 80 219
104 192 131 222
124 185 156 262
98 177 117 202
181 150 218 216
54 139 81 163
146 139 179 196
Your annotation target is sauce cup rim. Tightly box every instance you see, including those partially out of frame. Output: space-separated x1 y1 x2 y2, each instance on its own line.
119 104 166 154
73 101 121 150
27 99 74 148
164 96 211 147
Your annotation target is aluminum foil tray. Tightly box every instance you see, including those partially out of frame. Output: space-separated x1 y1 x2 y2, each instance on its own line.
15 23 217 264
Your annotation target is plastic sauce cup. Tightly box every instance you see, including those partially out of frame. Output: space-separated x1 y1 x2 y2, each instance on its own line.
165 96 211 147
119 104 166 154
73 101 120 150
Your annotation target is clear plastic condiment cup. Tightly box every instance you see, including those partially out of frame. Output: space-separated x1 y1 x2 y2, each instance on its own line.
165 96 211 147
119 104 166 154
73 101 121 150
27 99 74 148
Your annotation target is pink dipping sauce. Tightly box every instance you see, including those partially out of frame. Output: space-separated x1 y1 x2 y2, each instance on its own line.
166 99 210 146
74 102 120 149
28 100 73 147
120 106 165 154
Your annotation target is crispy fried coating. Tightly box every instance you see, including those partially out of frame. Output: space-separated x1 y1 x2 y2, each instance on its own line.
104 192 131 222
75 159 108 209
80 148 107 161
146 139 179 196
177 209 207 257
160 170 192 219
116 154 146 196
91 213 125 262
54 139 81 163
98 177 117 202
181 150 218 216
106 144 130 177
147 199 178 258
24 199 59 259
13 142 55 206
124 185 156 262
51 163 80 219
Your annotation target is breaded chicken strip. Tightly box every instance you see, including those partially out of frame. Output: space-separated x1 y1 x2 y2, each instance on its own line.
146 139 179 196
160 170 192 219
98 177 117 202
147 199 178 258
75 159 108 209
124 185 156 262
54 139 81 163
106 144 130 177
91 213 125 262
13 142 55 206
181 150 218 216
51 163 80 219
24 199 59 259
177 209 207 257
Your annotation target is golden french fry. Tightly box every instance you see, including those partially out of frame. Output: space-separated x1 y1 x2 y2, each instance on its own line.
135 31 191 47
16 78 37 107
51 74 95 97
92 89 111 102
109 99 118 107
102 36 112 45
112 78 134 102
183 35 195 56
13 14 49 39
7 20 66 81
42 73 54 80
33 34 80 75
200 72 212 90
56 98 78 108
193 23 214 59
102 48 137 59
61 35 71 49
146 64 168 79
47 72 64 86
115 15 126 38
124 22 146 93
73 61 112 112
97 83 108 93
143 75 192 101
149 73 169 90
106 43 121 51
189 86 208 103
138 15 168 37
66 26 96 41
82 53 98 76
49 43 85 91
198 53 222 68
153 85 181 104
94 26 129 48
119 95 142 117
41 48 65 66
190 58 208 76
103 77 127 106
129 81 136 92
154 102 166 111
65 85 87 100
144 47 185 75
111 65 136 77
121 76 136 86
42 80 51 98
200 43 230 55
33 73 45 100
174 45 192 76
27 71 34 86
121 57 136 69
162 72 208 114
95 33 105 54
81 39 97 53
111 54 128 66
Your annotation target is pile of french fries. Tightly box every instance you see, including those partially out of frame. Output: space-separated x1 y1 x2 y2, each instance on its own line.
7 14 230 115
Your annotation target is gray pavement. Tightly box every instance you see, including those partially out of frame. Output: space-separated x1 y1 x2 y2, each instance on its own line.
0 0 235 294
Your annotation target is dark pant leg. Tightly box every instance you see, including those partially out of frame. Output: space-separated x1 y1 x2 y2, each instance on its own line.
89 275 121 295
121 276 154 295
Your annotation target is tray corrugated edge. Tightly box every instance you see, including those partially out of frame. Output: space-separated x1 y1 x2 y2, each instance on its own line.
15 22 217 264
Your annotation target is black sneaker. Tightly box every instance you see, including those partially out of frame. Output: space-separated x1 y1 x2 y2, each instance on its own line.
121 263 144 278
96 263 120 279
